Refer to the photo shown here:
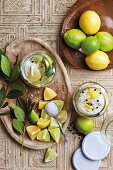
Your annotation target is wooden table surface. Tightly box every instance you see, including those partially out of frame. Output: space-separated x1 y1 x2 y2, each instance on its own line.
0 0 113 170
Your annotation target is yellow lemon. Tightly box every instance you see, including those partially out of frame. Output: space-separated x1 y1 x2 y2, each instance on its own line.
38 101 47 109
79 10 101 35
85 51 110 70
37 118 50 129
44 87 57 100
26 125 41 140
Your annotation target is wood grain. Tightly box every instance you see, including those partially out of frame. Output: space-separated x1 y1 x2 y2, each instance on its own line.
1 38 72 150
61 0 113 69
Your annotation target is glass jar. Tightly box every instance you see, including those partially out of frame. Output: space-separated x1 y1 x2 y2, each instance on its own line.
101 115 113 146
73 82 109 117
20 51 56 88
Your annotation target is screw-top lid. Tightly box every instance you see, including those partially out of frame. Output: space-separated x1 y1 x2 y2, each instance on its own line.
72 148 101 170
82 131 110 160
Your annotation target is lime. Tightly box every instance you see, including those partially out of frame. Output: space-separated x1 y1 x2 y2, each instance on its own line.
31 54 43 63
28 65 41 82
49 128 60 143
75 116 94 135
37 118 50 129
85 50 110 70
81 36 100 55
37 129 50 142
96 31 113 52
38 101 47 109
48 117 59 131
44 148 58 163
26 125 41 140
64 29 86 49
29 110 39 124
79 10 101 35
44 87 57 100
41 109 50 119
56 110 67 124
53 100 64 112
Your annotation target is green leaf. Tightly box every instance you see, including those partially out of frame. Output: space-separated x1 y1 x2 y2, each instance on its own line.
10 64 20 81
16 97 26 112
1 102 8 108
7 89 24 99
0 112 10 116
12 119 24 134
44 63 55 77
10 81 25 91
0 87 5 102
1 55 10 77
14 106 25 122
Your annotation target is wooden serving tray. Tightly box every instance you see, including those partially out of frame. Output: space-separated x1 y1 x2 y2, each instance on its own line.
61 0 113 69
1 38 72 149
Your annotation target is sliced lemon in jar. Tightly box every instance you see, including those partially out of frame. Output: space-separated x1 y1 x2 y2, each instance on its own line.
88 90 99 99
26 125 41 140
44 148 58 162
37 118 50 129
37 129 50 142
44 87 57 100
28 65 41 82
84 103 93 111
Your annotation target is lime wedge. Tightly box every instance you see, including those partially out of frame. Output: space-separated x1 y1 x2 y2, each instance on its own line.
41 109 50 119
28 65 41 82
44 148 58 163
56 110 67 124
37 118 50 129
53 100 64 112
29 110 39 124
44 88 57 100
31 54 43 63
48 117 59 131
26 125 41 140
37 129 50 142
49 128 60 143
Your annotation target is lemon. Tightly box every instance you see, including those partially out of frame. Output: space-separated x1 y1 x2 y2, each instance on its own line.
41 109 50 119
53 100 64 112
37 129 50 142
96 31 113 52
64 29 86 49
38 101 47 109
79 10 101 35
81 36 100 55
37 118 50 129
29 110 39 124
44 148 58 163
85 50 110 70
48 117 59 131
28 65 41 82
26 125 41 140
56 110 68 124
44 87 57 100
50 128 60 143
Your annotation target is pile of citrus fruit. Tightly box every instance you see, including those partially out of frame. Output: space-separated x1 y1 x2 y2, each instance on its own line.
26 87 67 143
64 10 113 70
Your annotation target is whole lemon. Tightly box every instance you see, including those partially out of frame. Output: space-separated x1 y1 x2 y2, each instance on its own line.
96 31 113 52
85 51 110 70
64 29 86 49
79 10 101 35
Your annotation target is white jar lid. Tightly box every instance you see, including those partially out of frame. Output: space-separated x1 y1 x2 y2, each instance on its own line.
82 131 110 160
72 148 101 170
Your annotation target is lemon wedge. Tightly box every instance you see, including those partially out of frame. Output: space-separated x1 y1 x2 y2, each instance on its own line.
26 125 41 140
44 148 58 162
28 65 41 82
44 88 57 100
37 118 50 129
39 101 47 109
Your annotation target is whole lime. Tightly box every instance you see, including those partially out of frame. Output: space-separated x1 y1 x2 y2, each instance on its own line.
96 31 113 52
75 116 94 135
64 29 86 49
85 50 110 70
81 36 100 55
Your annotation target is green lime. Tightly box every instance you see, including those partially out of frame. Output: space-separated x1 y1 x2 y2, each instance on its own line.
81 36 100 55
48 117 59 131
64 29 86 49
44 148 58 163
96 31 113 52
29 110 39 124
53 100 64 112
56 110 67 124
49 128 60 143
41 109 50 119
75 116 94 135
37 129 50 142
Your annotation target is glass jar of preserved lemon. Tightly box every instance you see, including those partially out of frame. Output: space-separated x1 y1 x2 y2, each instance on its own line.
73 82 109 117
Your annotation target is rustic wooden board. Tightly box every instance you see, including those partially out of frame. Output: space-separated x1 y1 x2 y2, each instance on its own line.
1 38 72 149
61 0 113 69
